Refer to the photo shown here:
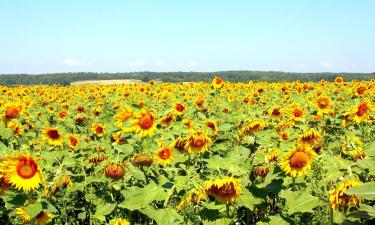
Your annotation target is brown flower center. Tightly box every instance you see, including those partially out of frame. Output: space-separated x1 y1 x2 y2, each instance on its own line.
356 103 368 117
138 113 154 130
16 157 38 179
289 151 308 169
47 129 60 140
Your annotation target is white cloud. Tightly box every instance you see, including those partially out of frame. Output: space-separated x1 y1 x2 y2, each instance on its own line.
155 60 167 66
186 60 198 67
125 60 146 67
62 58 82 66
320 62 333 69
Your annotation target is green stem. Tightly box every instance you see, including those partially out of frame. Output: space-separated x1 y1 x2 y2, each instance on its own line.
226 203 231 218
292 177 296 191
330 207 334 225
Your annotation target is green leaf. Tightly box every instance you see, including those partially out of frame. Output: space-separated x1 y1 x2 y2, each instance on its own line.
238 188 263 210
257 214 290 225
347 204 375 219
114 144 134 156
119 182 167 210
94 203 117 221
345 182 375 200
24 202 43 218
0 128 12 139
279 189 322 215
203 218 232 225
140 206 183 225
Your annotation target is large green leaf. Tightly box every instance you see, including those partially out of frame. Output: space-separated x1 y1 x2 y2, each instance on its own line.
347 204 375 219
203 218 232 225
140 206 183 225
279 189 322 215
257 214 290 225
238 188 264 210
345 182 375 200
119 182 167 210
24 202 43 218
94 203 117 221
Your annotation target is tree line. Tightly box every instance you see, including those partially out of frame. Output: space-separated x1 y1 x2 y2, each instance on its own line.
0 71 374 86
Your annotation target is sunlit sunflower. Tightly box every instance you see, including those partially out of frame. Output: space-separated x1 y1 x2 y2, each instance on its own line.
57 110 69 121
205 177 241 203
16 207 31 223
290 104 304 121
176 188 207 211
341 136 365 160
43 127 64 146
212 76 224 89
185 130 212 154
91 123 106 137
114 107 134 128
174 102 187 115
347 100 374 124
335 76 344 84
7 120 24 136
329 179 363 211
297 129 321 146
108 218 130 225
266 149 280 163
172 137 188 153
279 130 289 141
66 134 79 149
131 109 157 137
195 96 205 108
160 112 176 126
269 106 283 118
315 96 331 113
154 144 174 166
1 153 43 191
280 145 316 177
239 120 268 136
354 85 367 97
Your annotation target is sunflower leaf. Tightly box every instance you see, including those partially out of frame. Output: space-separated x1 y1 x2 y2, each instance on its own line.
279 189 322 215
345 182 375 200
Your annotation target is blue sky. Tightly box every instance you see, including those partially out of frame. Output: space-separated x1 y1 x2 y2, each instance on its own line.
0 0 374 74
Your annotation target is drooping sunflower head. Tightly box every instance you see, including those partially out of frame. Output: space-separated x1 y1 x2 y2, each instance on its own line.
185 130 212 154
160 112 176 126
297 129 321 146
91 123 106 137
176 188 207 211
266 149 280 163
131 109 157 137
132 154 153 167
341 136 365 160
154 145 174 166
0 153 43 192
329 179 363 211
35 211 53 225
104 163 124 179
43 127 63 146
172 137 188 153
108 218 130 225
204 119 218 133
280 145 316 177
205 177 241 203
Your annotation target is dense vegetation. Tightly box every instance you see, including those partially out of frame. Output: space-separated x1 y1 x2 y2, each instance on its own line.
0 71 374 86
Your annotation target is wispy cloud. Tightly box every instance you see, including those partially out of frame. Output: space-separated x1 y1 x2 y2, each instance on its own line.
62 58 82 66
125 60 146 67
186 60 198 67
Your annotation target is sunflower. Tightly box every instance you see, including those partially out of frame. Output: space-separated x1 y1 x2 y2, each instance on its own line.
114 107 134 128
172 137 188 153
315 96 331 113
16 207 31 223
104 163 124 179
269 106 283 118
36 211 53 225
185 130 212 154
195 96 205 108
7 120 24 136
239 120 268 136
204 119 218 133
280 145 316 177
335 76 344 84
341 136 364 160
2 102 22 122
212 76 224 89
155 145 174 166
174 102 187 115
0 175 11 195
205 177 241 203
266 149 280 163
132 154 153 167
131 109 157 137
297 129 321 146
0 153 43 192
176 188 207 211
329 179 363 211
43 127 64 146
347 100 374 124
66 134 79 149
57 110 69 121
91 123 106 137
290 104 304 121
108 218 130 225
160 112 176 126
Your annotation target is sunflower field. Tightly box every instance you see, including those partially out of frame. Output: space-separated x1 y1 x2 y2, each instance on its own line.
0 77 375 225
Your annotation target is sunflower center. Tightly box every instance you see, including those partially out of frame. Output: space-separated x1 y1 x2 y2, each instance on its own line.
159 148 171 160
318 98 329 109
138 114 154 130
272 108 281 116
16 158 38 179
356 103 368 117
294 109 303 117
95 126 104 134
357 86 365 95
289 151 309 169
215 79 222 84
47 129 60 140
175 104 185 112
70 137 78 146
192 138 206 147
